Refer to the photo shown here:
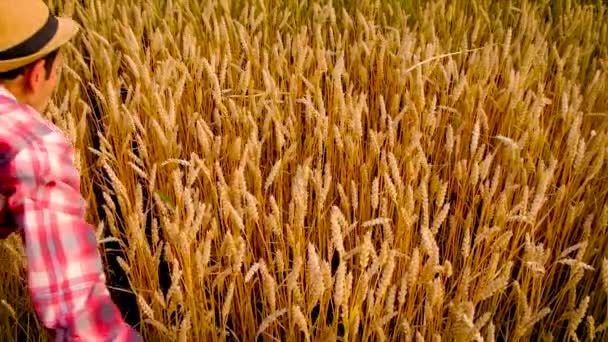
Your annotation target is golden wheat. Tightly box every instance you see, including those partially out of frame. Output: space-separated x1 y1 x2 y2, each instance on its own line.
0 0 607 341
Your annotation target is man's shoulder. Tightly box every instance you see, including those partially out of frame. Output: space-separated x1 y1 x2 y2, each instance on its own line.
2 103 79 197
0 100 71 160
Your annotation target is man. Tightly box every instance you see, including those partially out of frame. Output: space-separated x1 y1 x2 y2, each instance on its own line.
0 0 143 341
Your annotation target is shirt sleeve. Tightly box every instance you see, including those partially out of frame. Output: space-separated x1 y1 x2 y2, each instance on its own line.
8 130 142 342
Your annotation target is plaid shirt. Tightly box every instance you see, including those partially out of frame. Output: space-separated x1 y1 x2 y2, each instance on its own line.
0 86 142 342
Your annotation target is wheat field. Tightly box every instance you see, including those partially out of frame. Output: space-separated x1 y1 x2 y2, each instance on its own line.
1 0 607 341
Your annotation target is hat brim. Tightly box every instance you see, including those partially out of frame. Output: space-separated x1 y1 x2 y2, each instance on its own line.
0 17 79 73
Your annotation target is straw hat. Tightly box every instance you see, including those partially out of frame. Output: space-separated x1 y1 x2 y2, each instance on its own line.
0 0 80 73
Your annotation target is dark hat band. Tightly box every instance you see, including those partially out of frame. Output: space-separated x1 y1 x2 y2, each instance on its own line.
0 11 58 61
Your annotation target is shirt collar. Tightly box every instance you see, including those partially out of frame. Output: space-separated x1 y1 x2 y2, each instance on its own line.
0 85 17 101
0 85 44 120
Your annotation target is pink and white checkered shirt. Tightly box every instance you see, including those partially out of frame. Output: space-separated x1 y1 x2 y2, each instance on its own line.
0 86 142 342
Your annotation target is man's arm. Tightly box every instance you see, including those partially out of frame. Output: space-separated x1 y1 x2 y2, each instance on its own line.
8 130 142 341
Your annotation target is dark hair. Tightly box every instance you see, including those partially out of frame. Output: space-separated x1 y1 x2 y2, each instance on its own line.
0 49 59 81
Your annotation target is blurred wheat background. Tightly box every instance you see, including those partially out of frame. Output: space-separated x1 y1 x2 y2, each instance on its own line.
1 0 607 341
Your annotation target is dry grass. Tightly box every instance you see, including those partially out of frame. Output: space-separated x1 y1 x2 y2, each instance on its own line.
1 0 608 340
